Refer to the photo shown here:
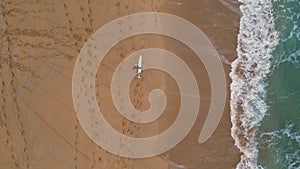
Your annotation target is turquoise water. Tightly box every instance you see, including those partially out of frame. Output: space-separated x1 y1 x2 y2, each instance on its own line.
257 0 300 168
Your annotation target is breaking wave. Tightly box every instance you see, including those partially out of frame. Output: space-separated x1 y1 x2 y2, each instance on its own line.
229 0 278 168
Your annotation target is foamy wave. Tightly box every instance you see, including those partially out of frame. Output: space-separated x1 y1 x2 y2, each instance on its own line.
229 0 278 168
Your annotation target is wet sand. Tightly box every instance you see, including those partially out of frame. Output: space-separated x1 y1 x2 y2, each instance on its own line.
0 0 240 169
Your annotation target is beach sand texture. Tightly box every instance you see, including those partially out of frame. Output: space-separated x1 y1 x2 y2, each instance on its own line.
1 0 240 169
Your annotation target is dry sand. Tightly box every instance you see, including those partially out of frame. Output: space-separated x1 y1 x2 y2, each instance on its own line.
0 0 240 169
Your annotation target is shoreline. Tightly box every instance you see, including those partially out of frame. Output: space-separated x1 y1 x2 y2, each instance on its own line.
229 0 279 168
160 1 241 168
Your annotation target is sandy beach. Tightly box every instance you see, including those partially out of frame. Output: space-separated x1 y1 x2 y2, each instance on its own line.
0 0 241 169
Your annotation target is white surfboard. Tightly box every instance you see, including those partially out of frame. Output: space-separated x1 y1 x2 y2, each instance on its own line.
133 54 143 78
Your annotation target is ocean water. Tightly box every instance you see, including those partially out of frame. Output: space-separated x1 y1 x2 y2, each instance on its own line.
230 0 300 169
257 0 300 168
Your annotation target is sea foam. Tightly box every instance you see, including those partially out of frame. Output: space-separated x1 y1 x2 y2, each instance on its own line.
257 122 300 169
229 0 278 168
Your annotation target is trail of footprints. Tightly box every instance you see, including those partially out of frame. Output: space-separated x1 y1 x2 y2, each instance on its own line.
0 0 165 168
1 1 30 168
1 0 75 168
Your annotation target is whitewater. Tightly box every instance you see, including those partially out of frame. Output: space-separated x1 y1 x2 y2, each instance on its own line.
229 0 278 168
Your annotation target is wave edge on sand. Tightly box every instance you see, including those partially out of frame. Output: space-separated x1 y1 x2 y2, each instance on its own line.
229 0 278 168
